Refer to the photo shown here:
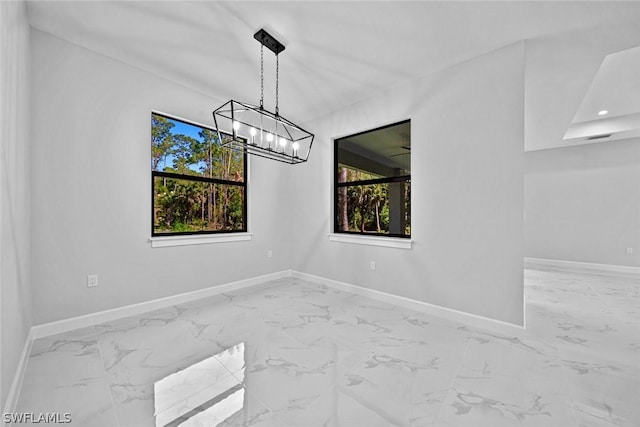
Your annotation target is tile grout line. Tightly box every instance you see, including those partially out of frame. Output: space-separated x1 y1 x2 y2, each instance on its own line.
96 336 122 427
209 293 288 426
427 334 473 426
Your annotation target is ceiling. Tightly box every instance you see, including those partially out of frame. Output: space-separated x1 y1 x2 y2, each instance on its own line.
562 45 640 145
26 1 640 151
339 121 411 174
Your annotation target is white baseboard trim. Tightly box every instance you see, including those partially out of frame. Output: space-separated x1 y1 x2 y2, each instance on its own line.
525 257 640 277
31 270 291 339
28 269 528 341
2 329 34 418
290 270 525 336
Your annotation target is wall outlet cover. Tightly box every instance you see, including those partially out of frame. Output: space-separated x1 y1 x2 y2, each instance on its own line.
87 274 98 287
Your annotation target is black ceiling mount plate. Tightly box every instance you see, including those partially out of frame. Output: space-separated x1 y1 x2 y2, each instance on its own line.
254 28 285 55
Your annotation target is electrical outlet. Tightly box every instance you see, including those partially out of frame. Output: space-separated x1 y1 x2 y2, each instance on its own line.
626 248 634 255
268 250 273 258
370 261 376 271
87 274 98 288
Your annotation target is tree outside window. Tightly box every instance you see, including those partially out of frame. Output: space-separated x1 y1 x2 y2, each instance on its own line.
151 112 247 236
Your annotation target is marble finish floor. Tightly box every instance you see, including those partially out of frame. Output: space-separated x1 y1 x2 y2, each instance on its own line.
12 269 640 426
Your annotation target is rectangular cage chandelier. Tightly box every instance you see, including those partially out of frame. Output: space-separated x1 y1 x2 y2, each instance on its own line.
213 29 314 164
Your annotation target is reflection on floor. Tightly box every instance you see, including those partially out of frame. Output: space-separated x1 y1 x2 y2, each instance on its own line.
13 269 640 426
154 343 246 426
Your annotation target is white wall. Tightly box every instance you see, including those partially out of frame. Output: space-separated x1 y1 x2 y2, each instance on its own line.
525 139 640 267
30 30 292 325
290 42 525 326
1 0 32 409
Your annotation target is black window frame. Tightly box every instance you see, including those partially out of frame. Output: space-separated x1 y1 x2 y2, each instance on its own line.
333 119 411 239
151 112 248 237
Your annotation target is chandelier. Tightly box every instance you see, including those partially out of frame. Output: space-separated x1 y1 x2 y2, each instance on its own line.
212 29 314 164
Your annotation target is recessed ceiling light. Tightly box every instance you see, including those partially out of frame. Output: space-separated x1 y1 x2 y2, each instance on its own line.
598 110 608 116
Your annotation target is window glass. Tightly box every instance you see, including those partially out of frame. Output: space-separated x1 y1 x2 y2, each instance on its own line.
152 113 247 236
334 120 411 238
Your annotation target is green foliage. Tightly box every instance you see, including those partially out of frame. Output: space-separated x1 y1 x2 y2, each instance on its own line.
171 222 192 232
151 115 175 170
337 166 410 236
152 114 245 234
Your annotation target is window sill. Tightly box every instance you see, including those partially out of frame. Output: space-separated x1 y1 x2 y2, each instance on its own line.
328 233 412 249
150 233 252 248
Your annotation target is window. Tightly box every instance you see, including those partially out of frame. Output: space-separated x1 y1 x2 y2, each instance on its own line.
151 112 247 236
334 120 411 238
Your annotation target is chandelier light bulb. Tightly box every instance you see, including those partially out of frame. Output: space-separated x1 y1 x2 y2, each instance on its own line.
279 138 287 147
266 133 274 142
292 141 300 151
232 121 240 131
249 127 257 136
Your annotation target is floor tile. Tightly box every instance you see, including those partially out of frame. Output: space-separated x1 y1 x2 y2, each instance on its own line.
12 270 640 426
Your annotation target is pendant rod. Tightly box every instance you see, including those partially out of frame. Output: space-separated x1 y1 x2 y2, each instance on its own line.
260 44 264 110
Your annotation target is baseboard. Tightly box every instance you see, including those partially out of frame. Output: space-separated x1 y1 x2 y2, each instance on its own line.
29 269 528 340
290 270 525 336
2 329 34 419
525 257 640 277
31 270 291 339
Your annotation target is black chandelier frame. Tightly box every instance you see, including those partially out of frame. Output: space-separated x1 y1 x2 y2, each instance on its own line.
212 29 314 165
